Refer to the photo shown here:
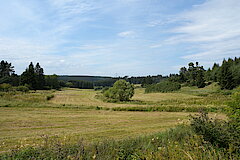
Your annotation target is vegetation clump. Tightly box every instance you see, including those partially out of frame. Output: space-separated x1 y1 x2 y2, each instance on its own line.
190 91 240 153
15 85 29 93
0 83 12 92
103 80 134 101
145 81 181 93
46 94 55 100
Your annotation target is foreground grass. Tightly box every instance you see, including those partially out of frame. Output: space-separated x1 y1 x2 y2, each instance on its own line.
1 125 238 160
0 107 198 152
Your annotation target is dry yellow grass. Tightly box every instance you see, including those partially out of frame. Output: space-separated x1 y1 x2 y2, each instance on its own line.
0 87 227 153
50 88 201 108
50 88 145 108
0 107 196 152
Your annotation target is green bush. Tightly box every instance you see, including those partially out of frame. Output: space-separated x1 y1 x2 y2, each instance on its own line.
103 80 134 101
15 85 29 93
94 86 103 91
190 92 240 153
46 94 54 100
227 91 240 152
190 111 231 149
145 81 181 93
0 83 12 92
101 86 110 93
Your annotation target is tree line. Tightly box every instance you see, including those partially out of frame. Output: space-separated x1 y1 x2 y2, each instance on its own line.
1 57 239 91
169 57 240 89
0 61 60 90
0 60 96 90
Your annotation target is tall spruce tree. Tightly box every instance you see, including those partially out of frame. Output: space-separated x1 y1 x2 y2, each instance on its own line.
21 62 37 89
219 60 234 89
196 69 206 88
0 60 14 78
0 60 19 85
35 63 45 90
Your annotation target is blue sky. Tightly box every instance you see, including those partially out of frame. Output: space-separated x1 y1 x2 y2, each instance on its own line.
0 0 239 76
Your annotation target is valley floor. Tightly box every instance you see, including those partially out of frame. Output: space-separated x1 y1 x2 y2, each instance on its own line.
0 84 229 153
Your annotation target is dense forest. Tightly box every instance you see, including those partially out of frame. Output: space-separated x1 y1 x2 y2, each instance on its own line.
0 57 239 91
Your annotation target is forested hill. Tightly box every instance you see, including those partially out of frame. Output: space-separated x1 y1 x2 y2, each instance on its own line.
57 75 167 87
58 75 112 82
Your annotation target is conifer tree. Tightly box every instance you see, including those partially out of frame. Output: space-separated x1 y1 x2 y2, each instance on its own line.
219 60 234 89
0 60 14 78
35 63 45 89
196 69 206 88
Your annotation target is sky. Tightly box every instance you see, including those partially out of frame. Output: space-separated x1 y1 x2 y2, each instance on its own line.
0 0 239 76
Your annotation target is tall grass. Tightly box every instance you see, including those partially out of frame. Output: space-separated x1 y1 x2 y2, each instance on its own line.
1 125 238 160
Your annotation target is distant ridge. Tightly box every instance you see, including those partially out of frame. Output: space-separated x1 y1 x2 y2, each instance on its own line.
57 75 113 82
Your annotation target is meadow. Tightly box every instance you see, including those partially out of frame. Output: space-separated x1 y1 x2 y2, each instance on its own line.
0 84 230 157
50 83 230 112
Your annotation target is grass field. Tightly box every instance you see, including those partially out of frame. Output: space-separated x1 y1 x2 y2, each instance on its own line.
50 83 230 110
0 84 229 153
0 107 196 152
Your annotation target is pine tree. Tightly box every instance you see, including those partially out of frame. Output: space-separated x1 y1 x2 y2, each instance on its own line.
0 60 14 78
196 70 206 88
35 63 45 89
219 60 234 89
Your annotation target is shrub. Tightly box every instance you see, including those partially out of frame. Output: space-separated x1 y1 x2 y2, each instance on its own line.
190 111 231 148
103 80 134 101
101 87 110 93
15 85 29 93
227 91 240 152
46 94 54 100
94 86 103 91
145 81 181 93
190 92 240 153
0 83 12 92
65 82 73 88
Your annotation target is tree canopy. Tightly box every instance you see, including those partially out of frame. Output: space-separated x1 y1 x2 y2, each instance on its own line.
21 62 45 90
104 80 134 101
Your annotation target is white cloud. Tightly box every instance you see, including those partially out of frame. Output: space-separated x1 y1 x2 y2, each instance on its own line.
49 0 98 17
168 0 240 61
149 44 162 48
118 31 136 38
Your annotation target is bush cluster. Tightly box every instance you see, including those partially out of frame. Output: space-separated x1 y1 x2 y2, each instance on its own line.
0 83 29 93
145 81 181 93
103 80 134 101
190 92 240 153
46 94 55 100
